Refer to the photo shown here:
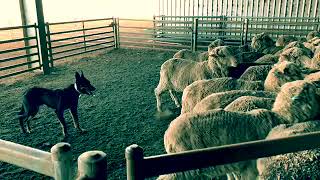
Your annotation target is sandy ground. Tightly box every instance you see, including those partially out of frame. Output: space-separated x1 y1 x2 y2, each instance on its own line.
0 48 180 180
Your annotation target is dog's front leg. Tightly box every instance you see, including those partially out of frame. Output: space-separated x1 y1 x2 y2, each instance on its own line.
55 110 68 138
70 106 86 133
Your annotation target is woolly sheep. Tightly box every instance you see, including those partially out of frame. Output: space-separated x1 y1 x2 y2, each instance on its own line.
257 121 320 180
208 39 225 52
155 46 238 112
264 61 304 92
254 54 278 64
276 35 298 47
239 65 273 81
180 77 264 114
251 32 283 54
159 80 319 180
304 37 320 53
278 47 319 70
173 49 208 62
192 90 276 113
224 96 275 112
306 31 320 41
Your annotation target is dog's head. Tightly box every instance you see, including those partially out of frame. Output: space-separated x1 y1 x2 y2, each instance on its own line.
75 71 96 95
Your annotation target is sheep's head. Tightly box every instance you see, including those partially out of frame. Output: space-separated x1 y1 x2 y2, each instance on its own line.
208 46 238 67
272 80 319 123
251 33 275 52
279 47 312 67
276 35 298 47
306 31 320 41
208 39 225 52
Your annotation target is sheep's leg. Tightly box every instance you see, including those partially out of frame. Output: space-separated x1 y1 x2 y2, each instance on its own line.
169 90 180 108
155 87 163 112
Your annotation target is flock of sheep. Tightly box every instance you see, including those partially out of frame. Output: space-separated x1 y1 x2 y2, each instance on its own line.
154 31 320 179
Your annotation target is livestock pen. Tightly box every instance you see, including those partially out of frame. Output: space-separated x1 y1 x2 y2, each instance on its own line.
1 0 320 179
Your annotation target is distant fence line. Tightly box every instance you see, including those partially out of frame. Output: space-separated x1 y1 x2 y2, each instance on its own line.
157 0 319 18
1 16 319 79
0 18 117 79
119 16 320 51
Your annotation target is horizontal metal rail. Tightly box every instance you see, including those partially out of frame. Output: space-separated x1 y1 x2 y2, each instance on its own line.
52 41 114 56
0 52 38 63
0 45 38 55
0 24 36 31
51 36 114 49
53 44 114 61
48 18 114 25
0 36 36 44
120 36 190 44
0 59 40 71
49 25 113 36
50 31 114 43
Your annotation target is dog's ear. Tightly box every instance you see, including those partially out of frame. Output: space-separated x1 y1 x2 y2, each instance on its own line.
75 71 81 80
80 70 84 77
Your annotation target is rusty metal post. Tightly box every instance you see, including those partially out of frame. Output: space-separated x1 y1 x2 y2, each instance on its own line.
35 0 50 74
192 18 198 52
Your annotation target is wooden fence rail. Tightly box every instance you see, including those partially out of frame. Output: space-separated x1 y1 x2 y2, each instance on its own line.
0 140 72 180
125 131 320 180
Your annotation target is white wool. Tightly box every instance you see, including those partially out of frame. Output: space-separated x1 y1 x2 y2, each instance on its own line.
161 80 319 179
173 49 208 62
264 61 304 92
155 46 238 112
224 96 275 112
180 78 265 114
257 121 320 180
192 90 275 113
239 65 273 81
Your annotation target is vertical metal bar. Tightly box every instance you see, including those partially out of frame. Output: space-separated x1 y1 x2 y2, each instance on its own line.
35 0 50 75
45 23 53 67
192 18 198 52
306 0 312 31
117 18 120 48
153 16 156 49
314 0 319 18
112 17 118 49
34 24 42 69
19 0 32 69
82 21 87 52
126 145 144 180
244 18 248 45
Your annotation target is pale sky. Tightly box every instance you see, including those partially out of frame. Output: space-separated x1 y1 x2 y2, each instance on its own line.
0 0 156 27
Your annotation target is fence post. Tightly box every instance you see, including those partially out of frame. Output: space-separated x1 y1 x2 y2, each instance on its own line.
192 18 198 52
153 15 156 49
77 151 107 180
125 144 144 180
35 0 50 75
113 17 118 49
82 21 87 52
51 143 73 180
116 17 120 48
45 23 54 67
244 18 249 45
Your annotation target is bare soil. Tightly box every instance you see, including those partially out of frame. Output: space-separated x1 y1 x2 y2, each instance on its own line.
0 48 179 180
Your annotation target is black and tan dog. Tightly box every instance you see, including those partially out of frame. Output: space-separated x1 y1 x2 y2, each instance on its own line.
18 71 95 139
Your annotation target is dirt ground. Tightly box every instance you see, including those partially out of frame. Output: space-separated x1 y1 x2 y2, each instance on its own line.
0 48 180 179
